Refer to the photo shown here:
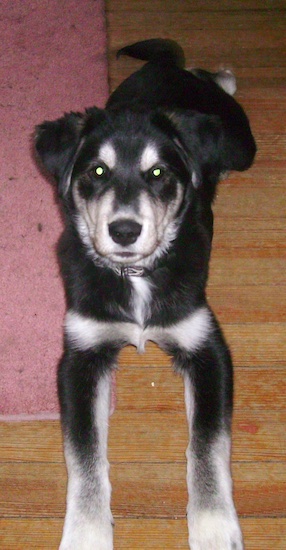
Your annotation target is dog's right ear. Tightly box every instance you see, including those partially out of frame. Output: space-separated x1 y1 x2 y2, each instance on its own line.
35 107 106 196
35 112 85 195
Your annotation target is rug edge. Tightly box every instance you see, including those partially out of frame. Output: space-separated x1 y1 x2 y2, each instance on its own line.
0 412 60 423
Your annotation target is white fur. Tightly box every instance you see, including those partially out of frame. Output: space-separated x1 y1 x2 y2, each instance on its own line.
184 374 195 434
59 479 113 550
64 137 86 194
188 509 244 550
167 307 212 352
65 311 137 350
59 374 113 550
211 432 235 509
94 374 113 461
140 143 159 171
130 276 152 327
104 188 183 266
59 521 112 550
65 306 211 354
188 67 237 97
215 69 237 96
74 188 116 261
98 142 117 170
185 430 237 513
184 375 242 550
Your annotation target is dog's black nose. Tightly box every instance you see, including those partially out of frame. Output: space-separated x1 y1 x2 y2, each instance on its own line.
109 219 142 246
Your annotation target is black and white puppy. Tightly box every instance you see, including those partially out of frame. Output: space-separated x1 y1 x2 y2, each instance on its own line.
35 39 256 550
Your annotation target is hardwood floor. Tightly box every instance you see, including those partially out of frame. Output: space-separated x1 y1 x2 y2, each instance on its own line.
1 1 285 548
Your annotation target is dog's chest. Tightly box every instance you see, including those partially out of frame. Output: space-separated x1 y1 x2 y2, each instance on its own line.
129 276 152 327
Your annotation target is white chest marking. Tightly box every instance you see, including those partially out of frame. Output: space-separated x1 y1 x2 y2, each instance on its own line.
65 306 212 355
130 276 152 327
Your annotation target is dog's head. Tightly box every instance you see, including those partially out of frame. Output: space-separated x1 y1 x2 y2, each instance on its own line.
35 107 229 269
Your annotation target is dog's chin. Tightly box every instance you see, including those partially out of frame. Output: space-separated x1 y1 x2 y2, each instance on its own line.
93 234 173 270
92 237 167 269
107 251 149 266
95 245 161 269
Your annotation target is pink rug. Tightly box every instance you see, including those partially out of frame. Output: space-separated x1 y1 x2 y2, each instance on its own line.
0 0 108 420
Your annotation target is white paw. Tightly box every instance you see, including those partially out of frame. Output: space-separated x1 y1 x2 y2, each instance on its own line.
188 509 244 550
59 519 113 550
215 69 237 96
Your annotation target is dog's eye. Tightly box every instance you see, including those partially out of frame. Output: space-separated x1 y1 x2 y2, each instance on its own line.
91 164 108 178
151 166 165 179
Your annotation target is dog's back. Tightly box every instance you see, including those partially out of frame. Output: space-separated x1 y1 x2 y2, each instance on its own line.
108 39 256 173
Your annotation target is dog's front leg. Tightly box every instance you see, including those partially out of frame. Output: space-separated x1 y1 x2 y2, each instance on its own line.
177 328 244 550
58 347 116 550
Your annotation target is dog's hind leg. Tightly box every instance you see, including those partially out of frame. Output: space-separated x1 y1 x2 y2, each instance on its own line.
174 317 243 550
189 67 237 96
58 347 117 550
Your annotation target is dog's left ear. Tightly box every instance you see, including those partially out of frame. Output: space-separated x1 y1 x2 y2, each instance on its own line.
160 108 256 190
154 110 225 192
169 111 225 188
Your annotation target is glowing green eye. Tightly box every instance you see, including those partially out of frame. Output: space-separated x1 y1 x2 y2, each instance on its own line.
94 165 105 177
152 167 163 178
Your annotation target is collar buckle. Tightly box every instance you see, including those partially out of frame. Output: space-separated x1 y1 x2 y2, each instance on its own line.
114 266 146 277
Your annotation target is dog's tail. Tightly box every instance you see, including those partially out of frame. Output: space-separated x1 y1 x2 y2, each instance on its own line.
117 38 185 69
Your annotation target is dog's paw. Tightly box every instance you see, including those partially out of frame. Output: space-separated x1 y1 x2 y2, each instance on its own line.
214 69 237 96
59 519 113 550
188 509 244 550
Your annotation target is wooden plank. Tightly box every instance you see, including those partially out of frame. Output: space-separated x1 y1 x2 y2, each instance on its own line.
212 218 286 253
213 186 285 219
249 109 286 135
108 412 285 462
112 365 286 413
238 68 286 78
124 327 286 368
235 80 286 100
107 10 286 32
0 421 63 464
1 365 284 436
208 285 286 323
116 518 286 550
0 518 285 549
1 462 285 519
0 463 65 519
209 258 286 286
224 323 286 367
117 518 286 550
122 327 286 367
106 0 286 12
107 20 285 70
254 134 286 162
120 326 286 368
1 407 285 463
223 165 286 188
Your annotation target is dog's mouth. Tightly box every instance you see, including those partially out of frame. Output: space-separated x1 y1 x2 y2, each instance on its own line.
115 251 138 258
107 249 149 266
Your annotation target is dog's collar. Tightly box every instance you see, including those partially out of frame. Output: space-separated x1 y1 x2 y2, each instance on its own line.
113 265 148 277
